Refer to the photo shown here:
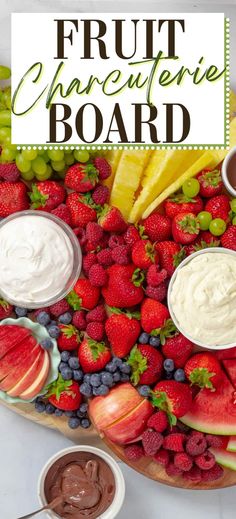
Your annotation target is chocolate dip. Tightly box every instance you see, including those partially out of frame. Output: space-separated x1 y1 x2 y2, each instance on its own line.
44 452 115 518
227 153 236 190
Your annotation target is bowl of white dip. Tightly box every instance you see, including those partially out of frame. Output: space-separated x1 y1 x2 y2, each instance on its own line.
0 210 82 308
167 247 236 350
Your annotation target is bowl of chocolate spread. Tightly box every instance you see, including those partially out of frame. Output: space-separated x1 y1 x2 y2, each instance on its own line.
222 146 236 197
38 446 125 519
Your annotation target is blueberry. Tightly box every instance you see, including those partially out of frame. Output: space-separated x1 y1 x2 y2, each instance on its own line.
59 362 68 372
120 373 130 382
112 357 123 368
41 338 53 350
68 417 80 429
61 366 73 380
68 357 80 370
61 351 70 362
73 369 84 382
48 325 60 339
120 363 131 374
149 336 161 347
58 312 72 325
46 320 57 329
35 401 46 413
77 410 86 418
101 372 113 387
81 418 91 429
15 307 28 317
79 403 88 414
54 408 63 417
163 359 175 372
138 385 150 397
45 403 55 414
65 410 75 417
90 374 101 387
105 362 117 373
174 369 186 382
138 332 150 344
80 383 93 398
95 384 109 396
113 371 121 383
37 311 51 326
83 374 91 384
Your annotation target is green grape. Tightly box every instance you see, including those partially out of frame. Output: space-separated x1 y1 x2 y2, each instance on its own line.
233 216 236 225
0 110 11 127
65 153 75 166
230 199 236 213
31 156 47 175
182 178 200 198
1 147 17 162
51 159 65 171
57 169 66 179
0 126 11 144
16 152 31 173
64 148 73 154
209 218 226 236
36 149 46 156
22 149 38 161
2 88 11 110
35 164 52 181
41 151 49 163
47 149 64 161
197 211 212 231
20 169 35 181
74 149 90 163
0 65 11 80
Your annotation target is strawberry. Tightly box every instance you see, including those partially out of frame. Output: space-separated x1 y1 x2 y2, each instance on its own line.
0 299 13 319
65 162 98 192
147 410 168 433
29 181 65 211
66 192 97 228
162 333 194 368
152 380 192 422
78 338 111 373
123 225 142 247
0 162 20 181
205 194 230 223
184 230 220 255
184 352 222 390
51 204 72 226
172 212 200 244
132 239 158 270
143 213 171 242
164 194 203 219
105 309 141 358
67 279 100 311
98 205 127 233
93 157 111 180
128 344 163 385
47 375 82 411
155 241 185 276
0 182 29 216
102 265 144 308
196 168 223 198
57 324 82 351
141 298 171 336
221 225 236 251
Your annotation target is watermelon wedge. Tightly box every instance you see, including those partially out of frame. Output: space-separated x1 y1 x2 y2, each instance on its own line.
222 359 236 389
209 448 236 471
180 372 236 435
227 436 236 452
216 347 236 361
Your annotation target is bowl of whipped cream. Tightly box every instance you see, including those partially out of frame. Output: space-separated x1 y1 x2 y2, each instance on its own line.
0 210 82 308
167 247 236 350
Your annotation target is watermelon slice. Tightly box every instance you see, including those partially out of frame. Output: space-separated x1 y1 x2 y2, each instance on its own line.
216 347 236 361
227 436 236 452
180 372 236 435
209 448 236 471
223 359 236 389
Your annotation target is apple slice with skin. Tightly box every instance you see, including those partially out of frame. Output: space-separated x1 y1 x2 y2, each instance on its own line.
19 351 50 400
0 325 31 359
104 399 153 444
0 335 37 381
6 348 45 396
0 343 42 391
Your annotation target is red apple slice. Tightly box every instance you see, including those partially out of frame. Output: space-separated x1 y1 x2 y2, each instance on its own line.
19 351 50 400
0 335 37 381
0 325 31 359
1 343 42 392
104 399 153 444
7 350 45 397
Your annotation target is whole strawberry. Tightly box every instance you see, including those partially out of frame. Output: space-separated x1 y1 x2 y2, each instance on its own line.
141 298 170 334
93 157 111 180
0 299 13 319
132 239 158 270
143 213 171 242
29 181 65 211
51 204 72 226
65 162 98 192
128 344 163 385
205 194 230 223
164 195 203 219
66 192 97 228
57 324 81 351
172 212 200 244
102 265 144 308
155 241 185 277
184 352 222 390
162 333 194 368
47 375 82 411
123 225 141 247
105 310 141 358
68 279 100 311
196 168 223 198
98 205 127 233
78 338 111 373
221 225 236 251
152 380 192 421
0 182 29 216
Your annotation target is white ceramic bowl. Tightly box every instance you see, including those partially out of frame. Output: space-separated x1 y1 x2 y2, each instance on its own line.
167 247 236 350
222 145 236 197
38 445 125 519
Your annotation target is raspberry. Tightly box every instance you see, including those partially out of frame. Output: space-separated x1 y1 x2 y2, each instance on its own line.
86 305 107 323
186 436 207 456
0 162 20 182
83 253 98 276
72 310 87 330
124 444 144 461
201 463 224 482
51 204 72 226
165 463 183 477
205 434 226 448
97 248 114 266
73 227 87 247
85 240 99 253
163 433 186 452
142 430 163 456
86 222 103 245
88 264 108 287
195 450 215 470
189 430 205 439
108 234 125 249
153 448 170 466
92 184 109 205
86 321 104 341
145 283 167 302
49 299 70 317
123 225 140 247
146 265 167 287
111 245 131 265
93 157 111 180
147 411 168 433
34 307 50 318
165 425 179 435
183 466 202 482
174 453 193 472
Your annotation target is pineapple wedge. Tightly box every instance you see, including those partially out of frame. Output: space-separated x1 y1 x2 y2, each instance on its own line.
129 150 202 223
230 90 236 119
103 150 122 190
110 150 151 219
